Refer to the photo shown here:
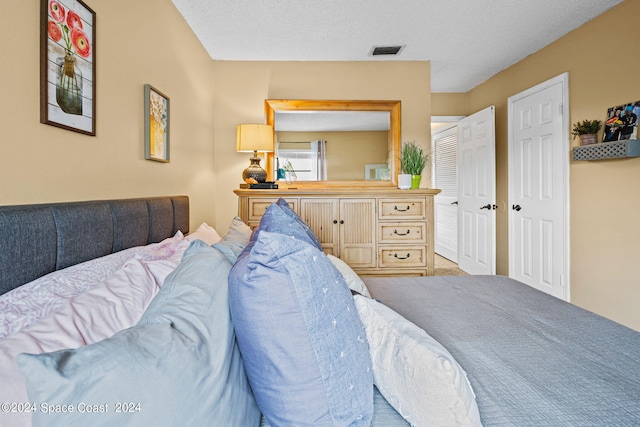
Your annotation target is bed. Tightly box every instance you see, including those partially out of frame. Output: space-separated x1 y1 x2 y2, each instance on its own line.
0 196 638 427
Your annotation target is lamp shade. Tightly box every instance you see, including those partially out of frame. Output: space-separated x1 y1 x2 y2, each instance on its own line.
236 124 274 153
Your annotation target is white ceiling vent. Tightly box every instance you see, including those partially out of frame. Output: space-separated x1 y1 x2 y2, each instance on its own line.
370 45 405 56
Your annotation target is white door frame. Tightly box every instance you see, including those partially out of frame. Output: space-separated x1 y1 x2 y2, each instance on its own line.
507 73 570 300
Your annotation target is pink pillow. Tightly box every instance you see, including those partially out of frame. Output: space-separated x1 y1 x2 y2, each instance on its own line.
186 222 222 245
0 258 177 427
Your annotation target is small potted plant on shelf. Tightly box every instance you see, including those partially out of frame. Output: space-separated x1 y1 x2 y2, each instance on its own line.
572 119 602 146
400 141 430 189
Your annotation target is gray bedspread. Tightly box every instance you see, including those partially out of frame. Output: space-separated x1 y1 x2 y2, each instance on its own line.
364 275 640 426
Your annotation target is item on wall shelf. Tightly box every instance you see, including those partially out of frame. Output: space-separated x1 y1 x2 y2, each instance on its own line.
400 141 430 189
237 124 274 183
40 0 96 136
144 84 170 162
603 101 639 143
571 119 602 146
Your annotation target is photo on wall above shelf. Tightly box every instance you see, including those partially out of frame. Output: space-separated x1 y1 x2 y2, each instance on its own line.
603 100 639 142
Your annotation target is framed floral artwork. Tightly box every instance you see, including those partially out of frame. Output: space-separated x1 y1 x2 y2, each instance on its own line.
144 84 170 163
40 0 96 135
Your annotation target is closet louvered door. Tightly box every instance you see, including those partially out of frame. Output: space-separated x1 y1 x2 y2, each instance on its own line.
433 126 458 262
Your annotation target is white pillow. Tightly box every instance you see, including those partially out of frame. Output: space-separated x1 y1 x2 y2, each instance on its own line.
328 254 371 297
186 222 221 245
353 295 482 427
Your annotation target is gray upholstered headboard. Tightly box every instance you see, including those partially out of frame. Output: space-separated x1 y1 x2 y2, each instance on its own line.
0 196 189 295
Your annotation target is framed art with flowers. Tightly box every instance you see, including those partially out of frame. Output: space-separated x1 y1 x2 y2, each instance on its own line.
144 84 170 163
40 0 96 135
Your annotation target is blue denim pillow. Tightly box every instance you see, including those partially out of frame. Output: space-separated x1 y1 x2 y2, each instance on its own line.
18 241 260 427
229 231 373 426
275 197 323 250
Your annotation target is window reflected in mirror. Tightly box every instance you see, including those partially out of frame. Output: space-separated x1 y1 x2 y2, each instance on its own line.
274 130 389 181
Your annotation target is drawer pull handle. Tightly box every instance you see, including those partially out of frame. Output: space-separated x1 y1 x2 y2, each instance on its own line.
393 229 411 236
394 205 410 212
394 253 411 260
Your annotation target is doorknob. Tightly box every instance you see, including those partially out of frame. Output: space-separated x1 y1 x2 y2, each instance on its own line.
480 204 492 210
512 204 522 211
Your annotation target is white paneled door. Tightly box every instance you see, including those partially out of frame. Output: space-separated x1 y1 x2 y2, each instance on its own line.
432 126 458 263
508 74 569 300
457 107 496 275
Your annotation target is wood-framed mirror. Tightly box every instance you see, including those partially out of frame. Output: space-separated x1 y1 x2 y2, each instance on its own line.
265 99 401 187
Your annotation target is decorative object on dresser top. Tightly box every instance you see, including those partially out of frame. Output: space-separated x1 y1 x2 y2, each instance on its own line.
234 187 441 276
265 99 402 186
236 123 274 184
399 140 430 189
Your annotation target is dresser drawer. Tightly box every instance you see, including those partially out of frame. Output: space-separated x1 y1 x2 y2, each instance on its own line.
379 246 426 268
379 198 426 220
247 198 298 222
378 222 426 244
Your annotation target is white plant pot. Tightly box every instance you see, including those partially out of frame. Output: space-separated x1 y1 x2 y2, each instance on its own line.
398 174 412 190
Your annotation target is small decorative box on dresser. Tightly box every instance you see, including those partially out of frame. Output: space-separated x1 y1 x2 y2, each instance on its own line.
234 187 441 276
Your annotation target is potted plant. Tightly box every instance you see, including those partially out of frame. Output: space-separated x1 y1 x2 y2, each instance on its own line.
572 119 602 146
400 141 430 189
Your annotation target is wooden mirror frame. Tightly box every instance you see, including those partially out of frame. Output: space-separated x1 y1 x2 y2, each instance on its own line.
265 99 401 187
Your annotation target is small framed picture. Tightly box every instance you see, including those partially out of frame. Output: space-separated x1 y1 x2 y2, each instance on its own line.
603 100 639 142
144 84 170 162
40 0 96 135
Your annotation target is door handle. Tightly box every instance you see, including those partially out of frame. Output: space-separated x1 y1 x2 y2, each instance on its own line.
480 204 492 210
512 204 522 211
451 201 458 205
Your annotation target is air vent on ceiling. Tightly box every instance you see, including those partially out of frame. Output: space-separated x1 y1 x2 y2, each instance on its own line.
370 45 405 56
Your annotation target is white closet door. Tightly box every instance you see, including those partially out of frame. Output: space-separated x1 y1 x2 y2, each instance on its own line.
432 126 458 262
457 106 496 275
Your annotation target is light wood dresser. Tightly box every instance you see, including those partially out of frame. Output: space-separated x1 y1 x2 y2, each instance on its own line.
234 187 440 276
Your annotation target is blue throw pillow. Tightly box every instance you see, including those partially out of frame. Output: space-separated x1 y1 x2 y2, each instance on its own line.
275 197 323 250
229 231 373 426
235 200 323 265
18 241 260 427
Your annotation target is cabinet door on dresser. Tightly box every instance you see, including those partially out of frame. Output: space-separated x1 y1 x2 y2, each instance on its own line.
300 198 376 268
299 199 339 256
339 199 376 268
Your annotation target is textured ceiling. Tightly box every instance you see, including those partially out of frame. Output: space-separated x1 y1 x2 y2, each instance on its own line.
172 0 621 93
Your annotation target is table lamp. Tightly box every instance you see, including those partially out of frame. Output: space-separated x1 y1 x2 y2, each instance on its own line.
236 124 273 183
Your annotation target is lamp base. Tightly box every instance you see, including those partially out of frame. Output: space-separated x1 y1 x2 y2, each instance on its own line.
242 156 267 183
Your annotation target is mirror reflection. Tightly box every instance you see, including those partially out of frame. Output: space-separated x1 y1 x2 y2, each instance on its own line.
265 100 401 185
274 111 389 181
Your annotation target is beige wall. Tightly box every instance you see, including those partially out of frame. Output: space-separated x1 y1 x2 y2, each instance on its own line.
0 0 217 228
212 61 431 232
434 1 640 330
